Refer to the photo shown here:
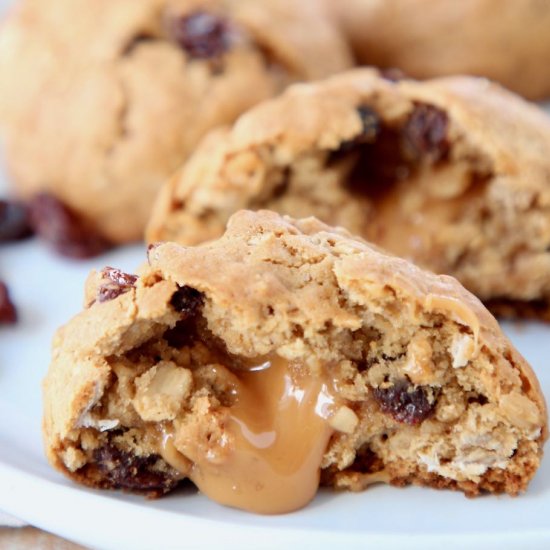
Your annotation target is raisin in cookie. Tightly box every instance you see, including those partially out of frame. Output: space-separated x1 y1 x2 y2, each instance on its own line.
44 210 546 513
147 69 550 320
329 0 550 100
0 0 351 244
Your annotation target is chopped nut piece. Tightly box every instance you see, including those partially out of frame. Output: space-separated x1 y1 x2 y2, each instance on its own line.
451 333 475 369
500 392 543 431
329 406 359 434
133 361 193 422
402 333 435 385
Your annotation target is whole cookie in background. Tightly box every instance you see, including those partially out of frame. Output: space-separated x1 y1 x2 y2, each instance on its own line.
329 0 550 100
0 0 351 244
44 210 546 512
147 69 550 321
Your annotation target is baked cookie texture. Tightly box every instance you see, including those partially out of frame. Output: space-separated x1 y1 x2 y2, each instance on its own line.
44 211 547 513
0 0 351 244
329 0 550 100
147 69 550 320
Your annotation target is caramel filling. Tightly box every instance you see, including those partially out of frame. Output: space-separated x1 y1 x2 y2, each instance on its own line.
363 165 487 271
160 356 336 514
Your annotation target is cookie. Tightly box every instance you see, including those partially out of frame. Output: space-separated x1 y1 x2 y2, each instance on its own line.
147 69 550 320
0 0 351 244
44 210 546 513
329 0 550 100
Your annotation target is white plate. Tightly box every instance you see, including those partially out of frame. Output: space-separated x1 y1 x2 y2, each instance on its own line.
0 0 549 544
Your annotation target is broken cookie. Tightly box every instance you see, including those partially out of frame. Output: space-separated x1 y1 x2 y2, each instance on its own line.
147 69 550 320
44 211 547 513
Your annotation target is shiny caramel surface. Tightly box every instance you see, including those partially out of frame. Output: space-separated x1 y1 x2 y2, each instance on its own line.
160 356 336 514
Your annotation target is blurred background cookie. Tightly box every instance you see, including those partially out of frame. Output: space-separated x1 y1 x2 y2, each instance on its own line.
147 69 550 319
331 0 550 99
0 0 351 244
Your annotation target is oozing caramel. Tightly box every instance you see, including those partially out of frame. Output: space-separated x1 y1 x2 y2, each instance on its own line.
160 356 336 514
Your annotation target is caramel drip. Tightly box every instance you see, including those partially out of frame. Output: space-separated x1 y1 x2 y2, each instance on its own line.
160 356 336 514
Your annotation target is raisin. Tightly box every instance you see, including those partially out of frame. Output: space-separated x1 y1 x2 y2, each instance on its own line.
170 285 204 316
28 193 111 259
331 107 381 158
0 282 17 324
0 199 33 242
380 68 406 82
356 106 381 143
467 393 488 406
171 11 230 59
401 103 449 163
163 318 198 348
97 267 138 303
373 378 437 425
163 287 204 347
351 445 385 473
93 444 179 496
344 124 410 196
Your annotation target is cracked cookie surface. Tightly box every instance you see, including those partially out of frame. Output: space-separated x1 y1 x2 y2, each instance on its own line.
44 210 547 512
147 68 550 319
0 0 351 243
329 0 550 100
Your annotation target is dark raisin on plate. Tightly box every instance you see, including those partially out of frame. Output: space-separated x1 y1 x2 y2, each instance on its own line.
97 267 138 303
28 193 111 259
170 11 231 59
0 199 33 242
0 281 17 324
372 378 437 425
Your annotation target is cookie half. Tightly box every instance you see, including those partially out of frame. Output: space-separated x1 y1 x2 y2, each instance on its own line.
44 210 547 513
147 69 550 320
329 0 550 100
0 0 351 243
